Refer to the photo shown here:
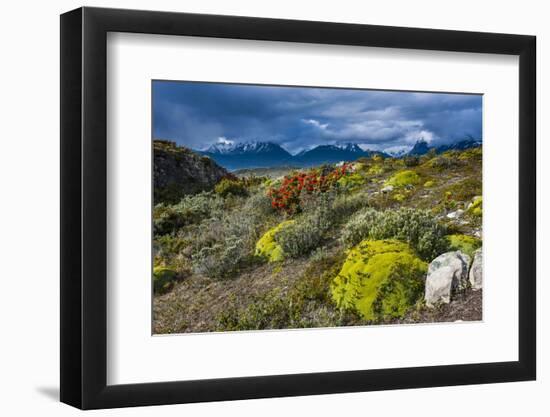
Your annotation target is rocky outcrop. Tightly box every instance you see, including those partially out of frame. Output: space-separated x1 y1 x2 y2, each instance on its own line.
425 251 470 307
469 249 483 290
154 140 230 204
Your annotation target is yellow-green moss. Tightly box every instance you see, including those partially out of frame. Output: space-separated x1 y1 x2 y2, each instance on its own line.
153 266 178 294
255 220 295 262
424 180 435 187
467 196 482 217
385 170 421 188
331 240 427 321
446 234 481 258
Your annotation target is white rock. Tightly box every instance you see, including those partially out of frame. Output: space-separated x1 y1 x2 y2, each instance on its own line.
425 251 471 307
469 248 483 290
446 209 465 219
381 185 394 193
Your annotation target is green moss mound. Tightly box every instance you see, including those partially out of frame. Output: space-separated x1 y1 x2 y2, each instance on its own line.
331 240 427 321
467 196 482 217
385 170 420 188
447 234 481 258
255 220 295 262
423 180 435 188
153 266 178 294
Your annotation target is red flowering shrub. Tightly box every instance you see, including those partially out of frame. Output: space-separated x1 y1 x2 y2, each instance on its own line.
267 163 352 214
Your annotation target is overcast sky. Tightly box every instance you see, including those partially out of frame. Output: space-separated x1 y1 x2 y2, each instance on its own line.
153 81 482 155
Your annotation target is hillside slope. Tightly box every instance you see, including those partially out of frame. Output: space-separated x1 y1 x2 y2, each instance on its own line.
154 140 230 204
153 146 483 333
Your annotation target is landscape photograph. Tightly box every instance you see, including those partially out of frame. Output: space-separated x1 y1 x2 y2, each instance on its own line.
152 81 483 334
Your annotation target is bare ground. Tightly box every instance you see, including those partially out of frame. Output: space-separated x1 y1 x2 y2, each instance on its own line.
153 257 311 334
393 289 483 325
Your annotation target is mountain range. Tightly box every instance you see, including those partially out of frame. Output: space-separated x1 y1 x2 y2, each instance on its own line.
196 139 481 170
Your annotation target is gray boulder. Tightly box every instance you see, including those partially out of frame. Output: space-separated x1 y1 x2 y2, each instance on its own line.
469 249 483 290
425 251 471 307
381 185 394 193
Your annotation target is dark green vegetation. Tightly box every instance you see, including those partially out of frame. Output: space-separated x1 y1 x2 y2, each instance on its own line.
153 146 482 333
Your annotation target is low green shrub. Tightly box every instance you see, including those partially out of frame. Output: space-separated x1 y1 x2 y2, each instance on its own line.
242 190 278 218
331 239 427 321
153 266 178 294
214 178 248 198
191 235 252 279
275 192 370 259
189 199 277 278
341 208 448 260
340 208 379 248
153 192 224 235
275 213 329 258
329 191 370 221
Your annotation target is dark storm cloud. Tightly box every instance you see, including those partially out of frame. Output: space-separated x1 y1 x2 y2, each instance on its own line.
153 81 482 154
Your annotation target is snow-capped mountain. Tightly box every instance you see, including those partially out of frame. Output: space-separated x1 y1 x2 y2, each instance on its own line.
197 138 482 170
206 141 289 155
201 141 293 170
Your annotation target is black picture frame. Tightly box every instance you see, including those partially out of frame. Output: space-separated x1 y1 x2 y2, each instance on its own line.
60 6 536 410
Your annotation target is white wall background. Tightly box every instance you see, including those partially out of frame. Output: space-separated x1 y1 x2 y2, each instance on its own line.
0 0 546 415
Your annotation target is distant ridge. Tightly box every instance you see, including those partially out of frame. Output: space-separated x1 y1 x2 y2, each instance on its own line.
292 143 387 167
406 139 482 156
200 141 293 170
194 139 481 170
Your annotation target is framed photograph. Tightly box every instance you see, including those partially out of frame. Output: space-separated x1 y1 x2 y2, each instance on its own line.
60 6 536 409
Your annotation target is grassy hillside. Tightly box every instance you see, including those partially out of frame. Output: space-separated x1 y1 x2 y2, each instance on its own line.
153 147 482 334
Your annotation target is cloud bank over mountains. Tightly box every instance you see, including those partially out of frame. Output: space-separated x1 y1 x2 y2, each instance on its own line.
153 81 482 155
